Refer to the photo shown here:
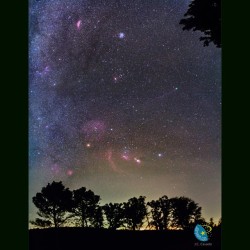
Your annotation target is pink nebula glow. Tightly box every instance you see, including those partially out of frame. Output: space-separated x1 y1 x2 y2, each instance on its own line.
122 154 130 160
76 20 82 29
106 150 123 173
67 169 73 176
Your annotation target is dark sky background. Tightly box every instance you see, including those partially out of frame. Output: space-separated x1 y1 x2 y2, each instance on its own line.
29 0 221 226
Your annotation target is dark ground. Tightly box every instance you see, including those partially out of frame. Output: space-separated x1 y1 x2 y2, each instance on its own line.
29 227 221 250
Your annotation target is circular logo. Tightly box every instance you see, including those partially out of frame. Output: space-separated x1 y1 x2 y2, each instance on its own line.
194 224 211 242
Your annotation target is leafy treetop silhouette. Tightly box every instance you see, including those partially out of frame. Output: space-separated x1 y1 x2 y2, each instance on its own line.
91 206 104 229
123 196 147 230
31 181 73 228
180 0 221 47
72 187 101 228
170 196 202 230
147 199 163 230
147 195 171 230
103 202 125 230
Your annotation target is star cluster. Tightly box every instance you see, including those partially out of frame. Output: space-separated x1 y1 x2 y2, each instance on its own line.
29 0 221 224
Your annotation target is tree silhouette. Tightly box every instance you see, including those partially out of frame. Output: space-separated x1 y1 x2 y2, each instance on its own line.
103 203 125 230
30 181 213 231
209 217 215 227
72 187 101 228
159 195 171 230
31 181 73 228
180 0 221 47
30 218 52 228
90 206 104 229
147 200 163 230
123 196 147 230
147 195 171 230
213 217 221 229
217 217 222 227
170 196 202 230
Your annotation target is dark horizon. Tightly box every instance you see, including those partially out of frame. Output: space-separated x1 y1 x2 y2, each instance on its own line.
29 227 221 250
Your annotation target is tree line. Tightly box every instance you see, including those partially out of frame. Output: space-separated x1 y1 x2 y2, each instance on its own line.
31 181 221 230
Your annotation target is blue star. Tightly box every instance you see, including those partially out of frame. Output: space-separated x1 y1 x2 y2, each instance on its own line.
118 32 125 39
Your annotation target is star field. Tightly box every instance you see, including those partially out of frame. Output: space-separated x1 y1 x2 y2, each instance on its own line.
29 0 221 225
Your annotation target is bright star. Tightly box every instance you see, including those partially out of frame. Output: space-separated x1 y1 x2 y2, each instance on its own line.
118 32 125 39
134 157 141 164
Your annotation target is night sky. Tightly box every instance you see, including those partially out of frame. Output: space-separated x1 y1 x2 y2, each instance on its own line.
29 0 221 225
